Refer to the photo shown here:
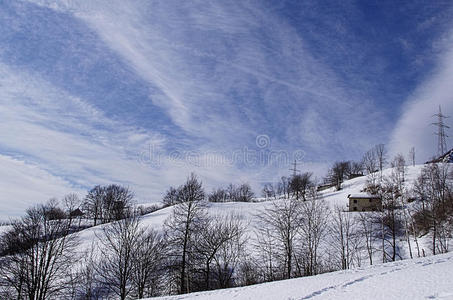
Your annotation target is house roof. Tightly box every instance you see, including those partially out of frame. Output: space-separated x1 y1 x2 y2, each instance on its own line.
348 193 380 199
69 208 84 216
426 148 453 164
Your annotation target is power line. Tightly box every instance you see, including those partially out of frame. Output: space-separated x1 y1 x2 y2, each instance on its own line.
289 160 300 177
432 105 450 156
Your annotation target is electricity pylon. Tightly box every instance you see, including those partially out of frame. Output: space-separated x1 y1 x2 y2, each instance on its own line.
432 105 449 156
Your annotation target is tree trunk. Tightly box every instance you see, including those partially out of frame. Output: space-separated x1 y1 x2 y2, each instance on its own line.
381 214 385 263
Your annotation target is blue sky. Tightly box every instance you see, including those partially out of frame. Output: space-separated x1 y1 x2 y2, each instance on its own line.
1 0 453 219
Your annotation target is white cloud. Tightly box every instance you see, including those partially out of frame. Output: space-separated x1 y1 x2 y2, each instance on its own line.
0 63 294 217
0 0 405 218
0 154 82 221
389 31 453 162
0 63 170 208
28 0 386 156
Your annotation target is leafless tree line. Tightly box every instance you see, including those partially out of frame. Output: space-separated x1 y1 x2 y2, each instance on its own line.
261 172 314 201
207 183 255 203
323 144 388 191
255 153 453 281
1 160 452 299
253 190 383 280
412 163 453 255
363 155 453 262
164 180 255 205
254 189 329 280
0 174 248 299
163 174 247 294
0 203 78 299
83 185 135 226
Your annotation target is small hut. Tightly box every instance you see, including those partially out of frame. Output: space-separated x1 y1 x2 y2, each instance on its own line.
348 193 382 212
69 208 84 218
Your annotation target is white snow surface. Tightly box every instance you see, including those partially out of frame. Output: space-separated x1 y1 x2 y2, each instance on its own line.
4 164 450 300
148 251 453 300
70 165 431 257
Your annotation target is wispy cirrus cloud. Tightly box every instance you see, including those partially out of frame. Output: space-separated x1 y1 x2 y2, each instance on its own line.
0 63 168 206
28 0 388 156
389 28 453 162
0 62 300 219
2 0 453 219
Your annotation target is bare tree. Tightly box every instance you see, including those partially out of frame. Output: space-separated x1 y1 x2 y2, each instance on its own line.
196 214 245 290
235 254 260 287
413 163 452 255
257 199 301 279
374 144 387 177
70 241 106 300
363 150 381 190
164 173 207 294
261 184 275 200
391 154 406 188
83 185 134 225
208 188 228 203
371 175 403 262
163 186 181 206
211 221 247 289
63 193 81 216
362 149 378 175
327 161 350 190
389 154 414 259
330 205 359 270
290 172 313 200
362 149 379 188
357 212 376 265
220 183 255 202
350 161 364 175
63 193 84 229
0 203 78 300
43 198 67 220
165 200 208 294
278 176 291 199
226 183 238 202
92 213 166 300
236 183 255 202
178 173 206 203
297 192 330 275
406 204 421 258
132 229 166 298
254 227 279 282
83 185 105 226
95 215 141 300
103 185 134 222
409 147 416 167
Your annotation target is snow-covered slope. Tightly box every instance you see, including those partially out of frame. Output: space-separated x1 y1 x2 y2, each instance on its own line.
2 164 449 299
0 165 432 259
319 164 424 207
148 251 453 300
48 165 429 256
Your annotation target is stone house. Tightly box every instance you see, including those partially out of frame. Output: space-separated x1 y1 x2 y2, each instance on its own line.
348 193 382 212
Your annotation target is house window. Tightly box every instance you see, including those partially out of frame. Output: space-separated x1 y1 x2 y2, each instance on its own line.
353 207 357 211
353 199 357 204
369 199 372 202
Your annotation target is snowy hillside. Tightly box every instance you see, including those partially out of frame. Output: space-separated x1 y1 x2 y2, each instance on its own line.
148 251 453 300
73 164 427 253
1 164 450 300
319 164 424 207
15 164 428 260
